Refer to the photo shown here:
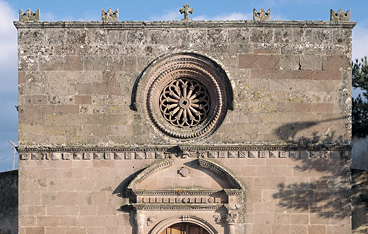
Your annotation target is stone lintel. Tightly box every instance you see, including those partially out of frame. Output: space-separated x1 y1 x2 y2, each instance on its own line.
13 20 357 30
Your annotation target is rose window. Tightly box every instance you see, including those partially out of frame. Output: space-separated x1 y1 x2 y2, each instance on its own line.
142 53 231 139
159 78 210 128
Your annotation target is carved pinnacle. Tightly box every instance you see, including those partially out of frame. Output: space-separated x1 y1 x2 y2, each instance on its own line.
19 9 40 22
330 9 351 22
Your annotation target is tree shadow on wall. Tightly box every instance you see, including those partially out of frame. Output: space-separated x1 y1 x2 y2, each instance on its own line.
272 117 352 224
273 116 348 146
272 157 351 220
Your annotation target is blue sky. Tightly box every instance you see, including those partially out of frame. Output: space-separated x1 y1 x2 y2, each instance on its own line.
0 0 368 172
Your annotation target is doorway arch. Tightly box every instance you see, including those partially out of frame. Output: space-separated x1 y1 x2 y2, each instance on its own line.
160 222 210 234
150 215 218 234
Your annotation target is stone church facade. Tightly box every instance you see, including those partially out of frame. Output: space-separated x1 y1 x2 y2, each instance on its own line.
15 6 355 234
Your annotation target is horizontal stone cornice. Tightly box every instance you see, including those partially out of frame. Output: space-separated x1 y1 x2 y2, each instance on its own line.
17 144 351 161
16 143 352 153
13 20 357 29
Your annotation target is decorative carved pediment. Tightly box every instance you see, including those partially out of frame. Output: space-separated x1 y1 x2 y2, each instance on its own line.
197 158 243 190
128 158 244 192
127 158 244 213
127 159 174 190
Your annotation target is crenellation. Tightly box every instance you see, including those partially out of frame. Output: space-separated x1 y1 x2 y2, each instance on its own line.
253 8 271 21
330 9 351 22
101 8 119 22
19 9 40 22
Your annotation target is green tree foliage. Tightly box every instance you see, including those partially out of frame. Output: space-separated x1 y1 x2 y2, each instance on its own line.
352 56 368 137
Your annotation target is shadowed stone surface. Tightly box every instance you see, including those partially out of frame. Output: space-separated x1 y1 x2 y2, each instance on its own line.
0 170 18 234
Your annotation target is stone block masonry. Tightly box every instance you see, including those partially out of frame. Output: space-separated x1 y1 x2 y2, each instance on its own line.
15 8 355 234
15 20 354 147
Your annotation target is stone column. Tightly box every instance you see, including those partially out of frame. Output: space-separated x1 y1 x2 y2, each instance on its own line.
228 223 236 234
226 212 237 234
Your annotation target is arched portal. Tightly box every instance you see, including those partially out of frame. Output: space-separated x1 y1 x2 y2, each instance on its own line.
160 222 210 234
150 215 218 234
129 158 244 234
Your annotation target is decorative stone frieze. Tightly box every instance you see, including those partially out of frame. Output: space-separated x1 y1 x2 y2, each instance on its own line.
139 195 222 204
248 151 258 158
18 146 350 161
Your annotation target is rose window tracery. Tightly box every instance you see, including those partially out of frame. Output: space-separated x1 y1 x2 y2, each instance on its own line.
159 78 210 128
142 53 231 139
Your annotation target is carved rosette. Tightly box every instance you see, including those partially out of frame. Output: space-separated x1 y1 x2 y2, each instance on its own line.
144 53 229 139
159 78 210 127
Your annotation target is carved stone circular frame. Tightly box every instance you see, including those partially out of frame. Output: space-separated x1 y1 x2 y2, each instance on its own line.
142 53 230 139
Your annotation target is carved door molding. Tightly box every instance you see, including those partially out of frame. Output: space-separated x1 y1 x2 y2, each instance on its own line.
151 216 215 234
160 222 209 234
126 158 244 234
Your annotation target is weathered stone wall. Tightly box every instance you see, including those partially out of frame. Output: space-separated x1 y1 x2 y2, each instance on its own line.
15 18 354 234
16 21 354 146
17 151 351 234
0 170 18 234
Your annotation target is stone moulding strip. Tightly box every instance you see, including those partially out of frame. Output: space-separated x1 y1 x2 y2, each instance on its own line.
128 159 174 191
134 189 219 196
13 20 356 29
16 143 351 153
18 149 351 161
198 158 244 190
132 204 222 210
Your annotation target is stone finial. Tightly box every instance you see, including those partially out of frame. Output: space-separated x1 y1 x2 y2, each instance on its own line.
19 9 40 22
330 9 351 22
101 8 119 22
253 8 271 21
180 4 193 21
